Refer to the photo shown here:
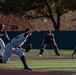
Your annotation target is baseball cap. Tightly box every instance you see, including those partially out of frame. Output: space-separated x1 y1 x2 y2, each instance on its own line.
47 30 51 33
25 28 31 32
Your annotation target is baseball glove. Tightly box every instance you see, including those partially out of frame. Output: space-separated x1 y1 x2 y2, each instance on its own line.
25 44 32 52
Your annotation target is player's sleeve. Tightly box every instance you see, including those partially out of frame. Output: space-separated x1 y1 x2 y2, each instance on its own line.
52 33 54 38
24 32 28 37
12 33 25 44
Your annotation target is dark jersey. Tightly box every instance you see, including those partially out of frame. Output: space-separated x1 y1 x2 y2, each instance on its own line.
0 30 5 37
44 33 54 43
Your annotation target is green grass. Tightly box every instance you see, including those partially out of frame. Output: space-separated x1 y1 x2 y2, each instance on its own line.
27 49 74 56
0 49 76 75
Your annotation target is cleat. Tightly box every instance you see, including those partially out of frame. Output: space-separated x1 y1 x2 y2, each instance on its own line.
38 55 42 57
56 54 60 56
24 66 32 70
71 55 75 58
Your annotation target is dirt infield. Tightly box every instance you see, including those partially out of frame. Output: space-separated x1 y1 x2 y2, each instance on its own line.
11 54 76 60
0 55 75 75
0 68 75 75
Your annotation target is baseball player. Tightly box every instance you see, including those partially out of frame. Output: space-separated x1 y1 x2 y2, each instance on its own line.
71 47 76 58
0 28 39 70
0 24 10 58
38 30 60 57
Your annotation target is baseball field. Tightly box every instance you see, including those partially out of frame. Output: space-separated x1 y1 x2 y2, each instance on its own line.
0 49 76 75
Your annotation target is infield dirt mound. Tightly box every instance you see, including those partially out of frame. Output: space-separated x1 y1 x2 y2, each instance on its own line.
0 68 75 75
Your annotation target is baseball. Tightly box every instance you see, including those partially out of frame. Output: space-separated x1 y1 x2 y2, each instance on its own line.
43 19 47 22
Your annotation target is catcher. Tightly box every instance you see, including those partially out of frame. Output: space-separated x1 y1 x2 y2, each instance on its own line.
0 28 39 70
38 30 60 57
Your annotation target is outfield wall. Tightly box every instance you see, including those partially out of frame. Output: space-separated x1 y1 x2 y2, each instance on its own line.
2 31 76 49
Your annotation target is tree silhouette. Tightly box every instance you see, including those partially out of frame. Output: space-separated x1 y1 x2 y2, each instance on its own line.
0 0 76 30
